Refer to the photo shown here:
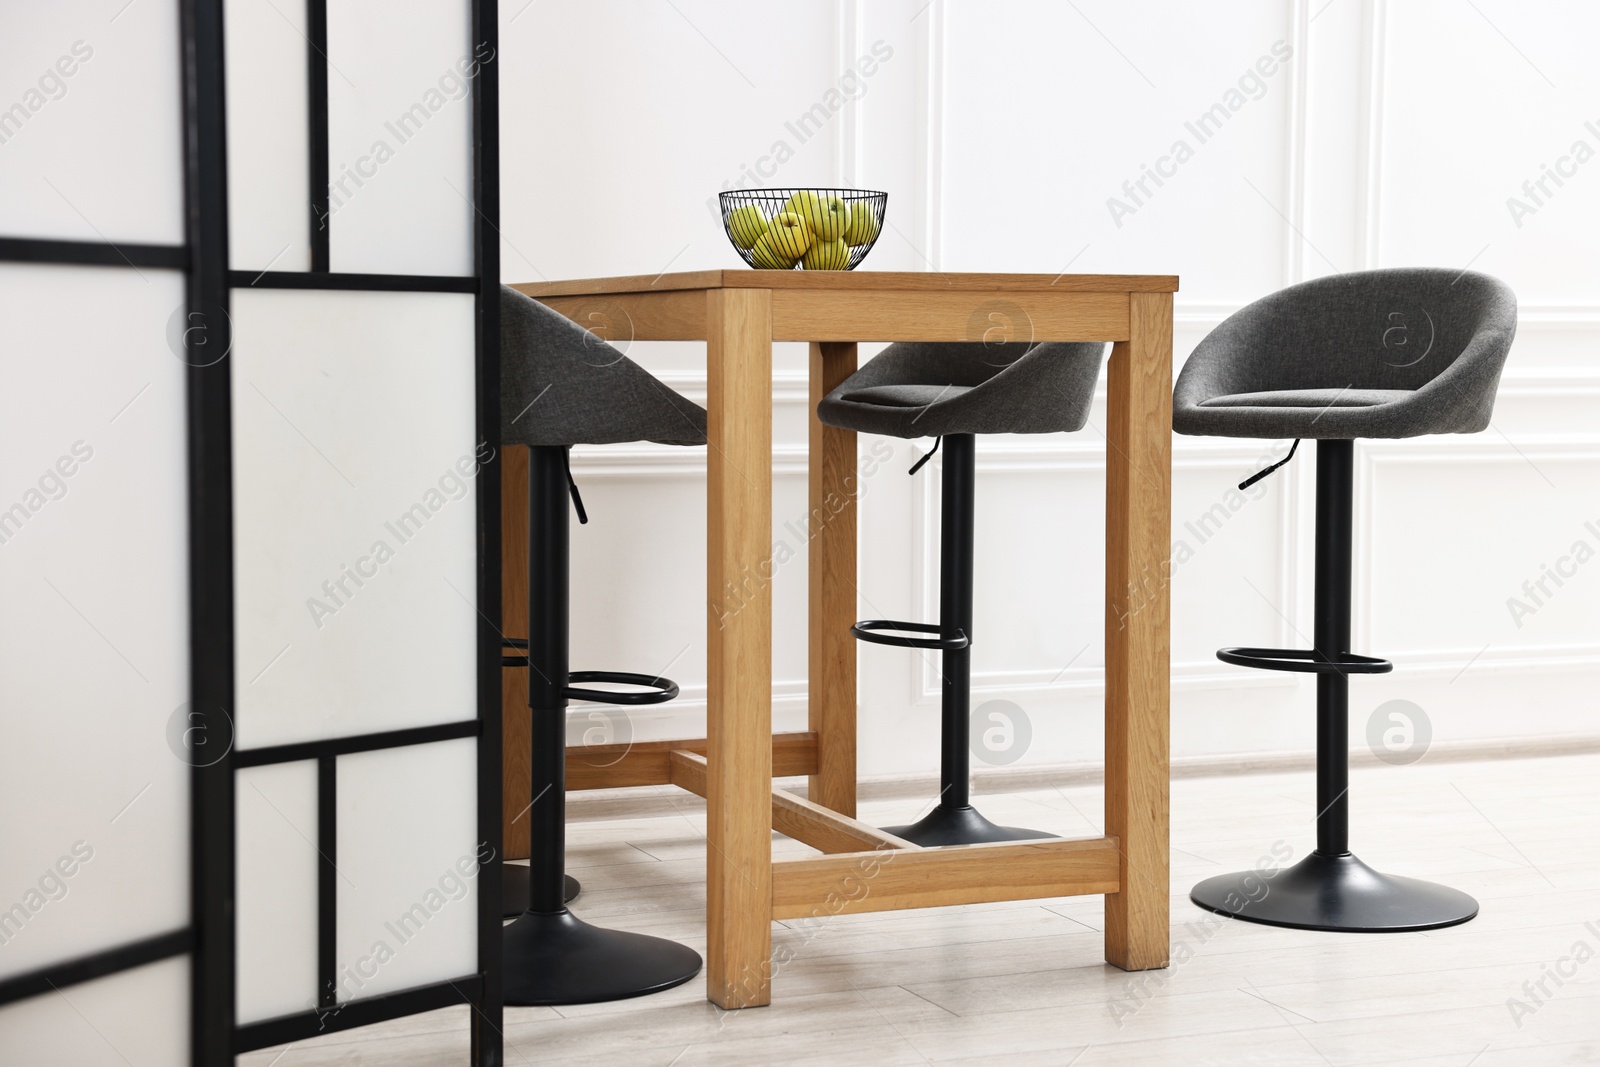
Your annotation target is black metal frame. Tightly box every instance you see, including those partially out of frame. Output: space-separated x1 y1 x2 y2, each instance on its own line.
186 3 238 1058
306 0 331 273
232 270 478 293
854 435 1053 847
0 930 194 1008
0 236 189 269
1190 440 1479 932
1 3 502 1059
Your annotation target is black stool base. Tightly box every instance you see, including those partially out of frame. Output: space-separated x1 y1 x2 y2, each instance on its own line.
501 866 579 918
1190 851 1479 933
502 908 702 1006
884 803 1055 847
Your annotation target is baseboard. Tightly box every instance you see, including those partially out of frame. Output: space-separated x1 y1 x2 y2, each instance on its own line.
564 732 1600 822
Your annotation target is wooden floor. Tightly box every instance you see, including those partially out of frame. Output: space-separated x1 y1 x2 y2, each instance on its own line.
242 751 1600 1066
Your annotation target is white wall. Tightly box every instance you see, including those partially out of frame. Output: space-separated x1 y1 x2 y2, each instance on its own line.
500 0 1600 776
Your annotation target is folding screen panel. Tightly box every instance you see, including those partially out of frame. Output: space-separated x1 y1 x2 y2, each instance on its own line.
325 0 477 276
1 0 502 1063
222 0 311 272
215 0 502 1061
0 3 193 1064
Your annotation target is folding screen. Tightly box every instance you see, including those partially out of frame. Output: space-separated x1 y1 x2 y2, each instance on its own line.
0 0 502 1063
0 3 196 1063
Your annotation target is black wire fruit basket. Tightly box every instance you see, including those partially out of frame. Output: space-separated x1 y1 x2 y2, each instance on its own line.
719 188 887 270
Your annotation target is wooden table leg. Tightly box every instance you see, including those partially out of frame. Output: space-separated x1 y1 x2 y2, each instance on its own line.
501 445 531 860
807 341 859 816
705 288 775 1008
1104 290 1173 972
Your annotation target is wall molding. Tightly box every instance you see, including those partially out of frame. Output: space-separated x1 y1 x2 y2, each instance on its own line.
1355 438 1600 674
1357 0 1389 268
835 0 864 189
916 0 945 271
1285 0 1312 283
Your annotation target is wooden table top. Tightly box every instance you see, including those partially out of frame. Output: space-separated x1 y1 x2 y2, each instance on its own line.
512 270 1180 298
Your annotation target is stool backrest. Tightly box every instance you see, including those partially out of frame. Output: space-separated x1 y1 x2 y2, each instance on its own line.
854 340 1107 434
500 286 706 447
1176 268 1517 406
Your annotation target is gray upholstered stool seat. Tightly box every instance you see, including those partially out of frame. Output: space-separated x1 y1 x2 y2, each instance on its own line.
497 285 704 1005
1198 387 1410 409
816 339 1106 847
1176 267 1517 937
819 340 1106 438
1173 268 1516 440
501 284 706 447
837 383 974 408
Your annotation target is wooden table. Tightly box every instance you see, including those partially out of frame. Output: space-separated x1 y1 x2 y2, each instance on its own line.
508 270 1176 1009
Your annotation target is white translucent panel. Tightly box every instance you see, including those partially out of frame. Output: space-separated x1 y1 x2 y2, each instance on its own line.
335 739 479 1001
325 0 474 276
0 265 188 978
231 289 477 748
236 762 319 1024
224 0 312 272
0 956 188 1066
0 0 184 244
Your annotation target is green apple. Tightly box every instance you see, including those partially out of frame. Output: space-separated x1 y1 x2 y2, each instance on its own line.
781 190 817 215
749 234 796 269
785 191 848 241
764 210 813 259
843 202 880 247
726 204 768 249
801 237 849 270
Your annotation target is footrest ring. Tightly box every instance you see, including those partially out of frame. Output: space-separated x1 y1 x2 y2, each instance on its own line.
1217 646 1392 675
565 671 680 705
851 619 969 650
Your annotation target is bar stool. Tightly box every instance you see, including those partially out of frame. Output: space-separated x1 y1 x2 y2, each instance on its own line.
1174 267 1517 931
498 286 704 1003
817 339 1106 845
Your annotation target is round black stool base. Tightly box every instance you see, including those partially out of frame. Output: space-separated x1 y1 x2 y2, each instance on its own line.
1190 851 1479 933
884 804 1055 847
501 866 579 918
503 908 702 1006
